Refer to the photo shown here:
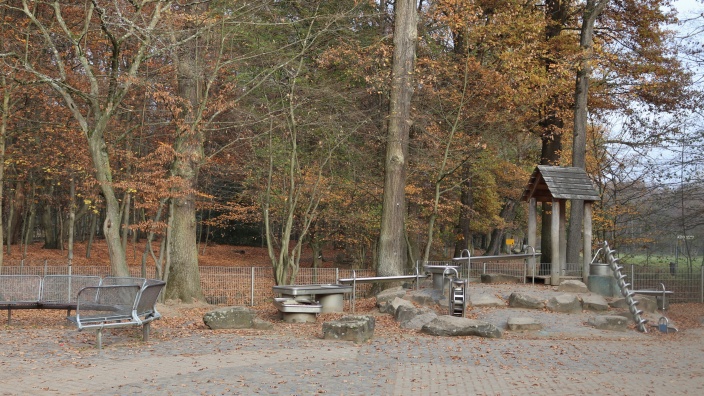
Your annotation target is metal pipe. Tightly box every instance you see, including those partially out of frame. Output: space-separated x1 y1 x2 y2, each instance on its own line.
251 267 255 306
352 270 356 314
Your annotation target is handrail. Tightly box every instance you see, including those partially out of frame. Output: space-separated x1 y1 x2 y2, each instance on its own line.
340 271 429 313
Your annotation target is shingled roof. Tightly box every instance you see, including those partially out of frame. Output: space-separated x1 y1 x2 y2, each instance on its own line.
521 165 600 202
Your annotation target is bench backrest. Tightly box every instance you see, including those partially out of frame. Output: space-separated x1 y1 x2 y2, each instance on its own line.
40 275 102 303
75 284 142 322
0 275 42 303
136 279 166 318
100 277 147 287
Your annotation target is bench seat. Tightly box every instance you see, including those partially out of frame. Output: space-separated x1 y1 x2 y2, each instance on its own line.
67 279 165 349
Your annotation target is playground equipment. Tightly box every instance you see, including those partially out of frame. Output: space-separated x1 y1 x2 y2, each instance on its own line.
601 241 648 332
443 267 467 317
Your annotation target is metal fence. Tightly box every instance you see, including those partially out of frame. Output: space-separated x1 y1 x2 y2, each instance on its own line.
3 259 702 305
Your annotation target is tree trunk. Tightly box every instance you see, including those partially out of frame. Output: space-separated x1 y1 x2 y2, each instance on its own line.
486 200 517 255
566 0 609 268
86 212 97 259
0 75 10 267
68 177 76 264
377 0 417 277
89 133 130 277
454 167 473 257
538 0 571 272
22 183 36 258
164 2 208 302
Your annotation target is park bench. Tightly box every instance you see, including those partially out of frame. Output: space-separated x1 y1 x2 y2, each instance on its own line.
67 277 165 349
0 275 165 349
0 274 102 323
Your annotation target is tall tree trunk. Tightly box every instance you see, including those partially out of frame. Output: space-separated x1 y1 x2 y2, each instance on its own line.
454 170 473 257
86 212 97 259
566 0 609 268
164 3 208 302
538 0 571 271
486 200 517 255
68 177 76 265
0 76 9 267
377 0 417 277
22 183 36 258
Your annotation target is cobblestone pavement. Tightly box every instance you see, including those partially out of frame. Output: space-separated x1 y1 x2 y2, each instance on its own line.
1 322 703 396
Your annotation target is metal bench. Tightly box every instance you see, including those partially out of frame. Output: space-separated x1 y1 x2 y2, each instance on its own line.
0 275 102 323
67 278 165 349
1 274 165 349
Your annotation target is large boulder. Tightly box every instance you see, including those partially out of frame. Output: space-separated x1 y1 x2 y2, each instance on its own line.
581 294 609 311
405 288 446 309
546 294 582 314
508 292 545 309
558 280 589 293
380 297 415 315
421 316 503 338
610 295 658 313
203 306 257 330
395 306 438 330
322 315 375 343
376 287 407 307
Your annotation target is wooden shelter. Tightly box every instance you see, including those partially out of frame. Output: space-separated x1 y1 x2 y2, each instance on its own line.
521 166 601 285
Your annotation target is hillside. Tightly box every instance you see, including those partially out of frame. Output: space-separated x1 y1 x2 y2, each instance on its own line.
2 240 275 268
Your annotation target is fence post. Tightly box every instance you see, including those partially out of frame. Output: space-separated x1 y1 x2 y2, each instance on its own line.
251 267 255 307
701 265 703 304
631 264 635 290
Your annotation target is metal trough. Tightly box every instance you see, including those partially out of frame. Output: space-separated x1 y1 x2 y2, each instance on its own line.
272 284 353 313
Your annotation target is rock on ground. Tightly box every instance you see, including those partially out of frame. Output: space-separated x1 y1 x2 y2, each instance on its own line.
421 316 503 338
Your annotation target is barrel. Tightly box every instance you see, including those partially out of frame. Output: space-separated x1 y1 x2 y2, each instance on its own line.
590 263 612 276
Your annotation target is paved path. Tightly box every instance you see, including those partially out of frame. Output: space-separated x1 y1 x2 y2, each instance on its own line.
1 323 703 395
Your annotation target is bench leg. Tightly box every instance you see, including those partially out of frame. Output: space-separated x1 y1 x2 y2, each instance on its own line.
96 328 103 350
6 309 11 325
142 323 151 342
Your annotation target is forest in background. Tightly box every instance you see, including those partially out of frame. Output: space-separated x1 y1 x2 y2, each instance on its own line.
1 1 704 297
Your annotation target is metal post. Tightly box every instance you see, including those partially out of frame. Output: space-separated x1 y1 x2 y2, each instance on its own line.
251 267 255 306
352 270 357 314
68 259 73 303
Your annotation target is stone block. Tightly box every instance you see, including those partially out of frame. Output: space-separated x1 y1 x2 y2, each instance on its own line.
203 306 256 330
546 294 582 314
508 292 545 309
421 316 502 338
322 315 375 343
558 280 589 293
587 315 629 331
507 317 543 331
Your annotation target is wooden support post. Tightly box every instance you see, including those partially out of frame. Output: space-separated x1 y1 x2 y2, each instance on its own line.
551 200 560 286
583 202 593 284
559 200 567 278
528 198 537 276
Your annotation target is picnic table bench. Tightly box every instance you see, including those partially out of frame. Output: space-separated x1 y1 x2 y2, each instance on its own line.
0 275 165 349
